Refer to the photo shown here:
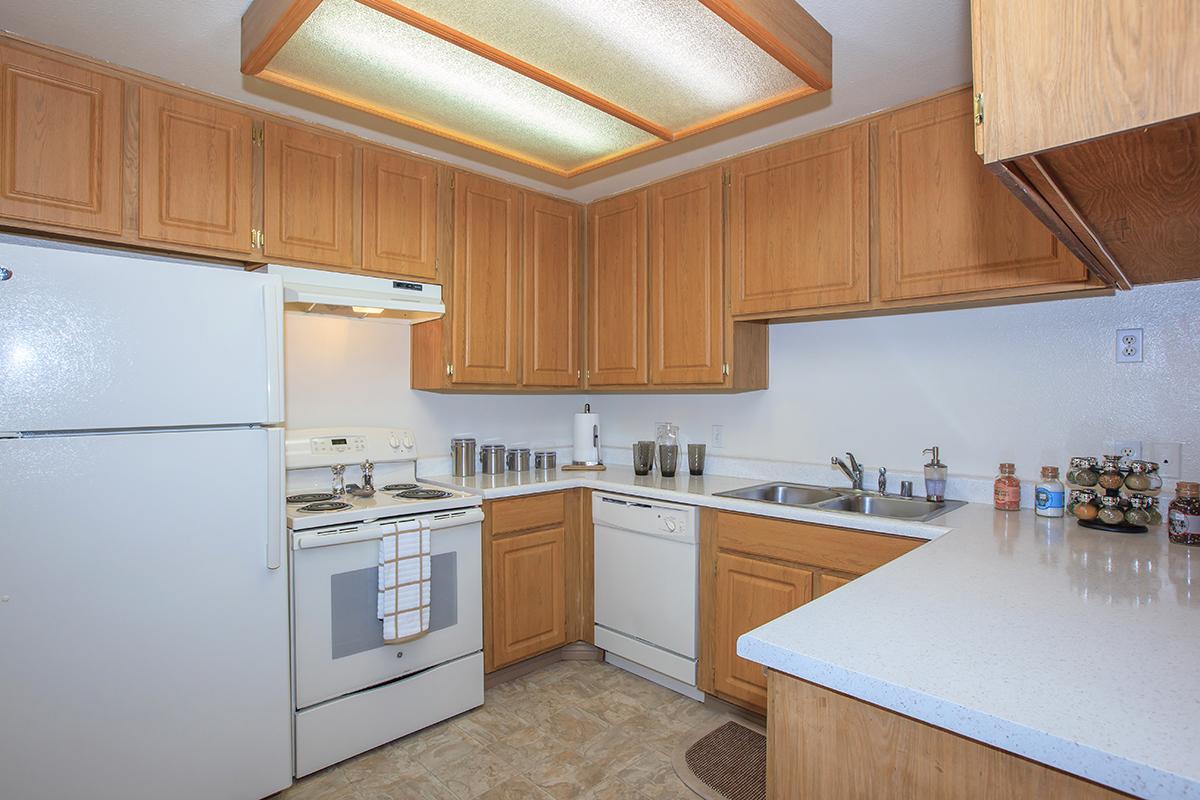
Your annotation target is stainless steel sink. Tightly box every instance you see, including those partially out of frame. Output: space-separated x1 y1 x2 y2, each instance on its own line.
714 482 841 506
714 481 963 522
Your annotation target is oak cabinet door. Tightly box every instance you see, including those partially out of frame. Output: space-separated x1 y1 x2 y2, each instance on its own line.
361 147 438 281
452 171 519 385
815 572 854 597
714 552 812 711
138 87 253 254
877 90 1087 301
649 167 725 385
522 193 580 388
490 527 567 669
0 44 123 233
262 121 355 267
729 122 869 315
587 190 648 386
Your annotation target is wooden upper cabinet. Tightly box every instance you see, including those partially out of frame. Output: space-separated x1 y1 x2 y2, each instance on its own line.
262 120 355 268
972 0 1200 164
714 551 812 711
489 526 567 669
588 190 648 386
877 90 1087 301
361 147 438 281
649 167 726 385
0 44 123 234
137 87 253 254
452 171 520 385
522 193 580 388
729 122 869 315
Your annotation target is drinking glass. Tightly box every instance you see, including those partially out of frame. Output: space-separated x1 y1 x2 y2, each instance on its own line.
658 444 679 478
688 443 706 476
632 441 655 476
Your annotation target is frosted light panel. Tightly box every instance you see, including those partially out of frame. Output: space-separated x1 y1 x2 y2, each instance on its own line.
399 0 809 131
269 0 656 171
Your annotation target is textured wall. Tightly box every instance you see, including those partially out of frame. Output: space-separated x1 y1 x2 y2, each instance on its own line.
286 281 1199 486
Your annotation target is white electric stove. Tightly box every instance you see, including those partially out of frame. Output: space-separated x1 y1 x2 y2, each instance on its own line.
284 427 484 777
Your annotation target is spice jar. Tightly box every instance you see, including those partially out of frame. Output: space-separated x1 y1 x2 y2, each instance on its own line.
1097 455 1125 491
1066 457 1099 487
1068 489 1100 520
1124 495 1152 527
1168 482 1200 546
993 463 1021 511
1035 466 1065 518
1124 460 1152 492
1145 462 1163 494
1146 496 1163 526
1097 495 1125 526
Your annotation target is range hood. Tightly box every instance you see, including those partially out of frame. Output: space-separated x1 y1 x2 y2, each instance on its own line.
266 264 444 322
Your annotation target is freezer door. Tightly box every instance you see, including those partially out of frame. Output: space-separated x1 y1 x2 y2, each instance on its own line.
0 428 292 800
0 237 283 431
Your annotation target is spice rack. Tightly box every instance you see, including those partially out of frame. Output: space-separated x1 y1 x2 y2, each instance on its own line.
1066 456 1163 534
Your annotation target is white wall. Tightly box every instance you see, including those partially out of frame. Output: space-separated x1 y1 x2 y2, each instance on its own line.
594 282 1200 485
285 281 1200 487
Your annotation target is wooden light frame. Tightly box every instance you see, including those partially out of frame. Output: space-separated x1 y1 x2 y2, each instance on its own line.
241 0 833 178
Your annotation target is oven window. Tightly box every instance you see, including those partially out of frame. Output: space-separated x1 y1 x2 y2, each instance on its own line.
329 553 458 659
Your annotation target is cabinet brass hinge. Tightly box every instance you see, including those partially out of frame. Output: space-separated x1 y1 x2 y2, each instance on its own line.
722 171 730 187
449 175 455 190
576 370 581 380
972 93 984 126
252 124 264 146
722 362 730 376
251 228 264 249
446 363 454 377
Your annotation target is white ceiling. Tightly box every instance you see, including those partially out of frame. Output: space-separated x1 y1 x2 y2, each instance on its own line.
0 0 971 202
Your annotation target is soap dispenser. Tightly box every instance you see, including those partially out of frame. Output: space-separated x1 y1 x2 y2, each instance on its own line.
923 446 947 502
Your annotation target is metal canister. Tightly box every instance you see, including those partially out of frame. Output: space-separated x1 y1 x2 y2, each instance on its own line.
480 444 506 475
451 437 476 477
506 447 531 472
534 450 557 472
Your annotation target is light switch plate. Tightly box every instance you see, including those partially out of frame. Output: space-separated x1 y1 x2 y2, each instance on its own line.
1145 442 1183 479
711 425 725 449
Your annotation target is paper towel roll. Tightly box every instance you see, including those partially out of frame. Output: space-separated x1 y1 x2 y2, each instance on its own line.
572 412 600 465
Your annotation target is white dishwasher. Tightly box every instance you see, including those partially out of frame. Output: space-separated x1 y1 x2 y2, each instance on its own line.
593 492 699 690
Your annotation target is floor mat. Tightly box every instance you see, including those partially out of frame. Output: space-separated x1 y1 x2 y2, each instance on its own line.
673 717 767 800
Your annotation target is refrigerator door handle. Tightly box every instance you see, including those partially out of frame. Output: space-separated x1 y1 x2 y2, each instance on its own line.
266 427 285 570
262 280 285 425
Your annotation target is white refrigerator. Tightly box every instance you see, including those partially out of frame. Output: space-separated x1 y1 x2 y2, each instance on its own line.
0 237 293 800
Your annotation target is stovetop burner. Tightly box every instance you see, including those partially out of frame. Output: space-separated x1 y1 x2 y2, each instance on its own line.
287 492 336 504
297 500 354 513
394 488 453 500
380 483 419 492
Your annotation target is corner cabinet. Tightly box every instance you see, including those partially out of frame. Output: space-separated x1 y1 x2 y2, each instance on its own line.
587 190 649 387
700 509 923 713
0 43 125 234
262 121 356 268
876 90 1087 301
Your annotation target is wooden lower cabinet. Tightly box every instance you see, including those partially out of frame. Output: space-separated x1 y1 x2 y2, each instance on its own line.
768 671 1132 799
702 509 923 713
713 552 812 710
489 526 567 669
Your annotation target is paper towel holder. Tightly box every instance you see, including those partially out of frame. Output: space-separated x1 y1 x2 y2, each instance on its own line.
570 402 604 469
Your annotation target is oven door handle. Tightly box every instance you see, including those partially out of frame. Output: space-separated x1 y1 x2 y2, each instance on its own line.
294 519 423 550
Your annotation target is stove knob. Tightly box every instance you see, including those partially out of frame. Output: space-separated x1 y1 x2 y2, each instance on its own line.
402 432 415 449
389 432 401 449
663 517 678 533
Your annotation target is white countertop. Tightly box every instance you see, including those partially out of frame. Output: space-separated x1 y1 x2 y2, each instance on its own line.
426 467 1200 799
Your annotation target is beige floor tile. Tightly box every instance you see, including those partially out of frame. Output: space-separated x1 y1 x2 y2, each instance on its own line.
275 766 354 800
574 686 656 726
409 725 491 774
525 748 611 800
451 703 529 747
354 767 459 800
427 748 518 800
617 751 696 800
485 725 574 772
541 705 611 751
586 777 648 800
473 775 554 800
581 724 652 773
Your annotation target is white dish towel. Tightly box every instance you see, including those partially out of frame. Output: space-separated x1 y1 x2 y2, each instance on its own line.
377 520 432 643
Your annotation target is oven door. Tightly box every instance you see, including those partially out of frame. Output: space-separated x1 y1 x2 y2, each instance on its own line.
292 509 482 710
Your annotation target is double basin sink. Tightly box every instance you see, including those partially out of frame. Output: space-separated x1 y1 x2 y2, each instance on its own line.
714 482 964 523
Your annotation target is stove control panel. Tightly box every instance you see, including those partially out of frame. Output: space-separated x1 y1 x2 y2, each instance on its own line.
285 427 417 469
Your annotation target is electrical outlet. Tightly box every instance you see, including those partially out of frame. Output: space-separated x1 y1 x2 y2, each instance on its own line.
1111 440 1142 462
711 424 725 449
1145 442 1183 479
1116 328 1143 363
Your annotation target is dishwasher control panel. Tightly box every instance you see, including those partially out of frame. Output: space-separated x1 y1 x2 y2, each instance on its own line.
592 491 699 544
656 511 688 537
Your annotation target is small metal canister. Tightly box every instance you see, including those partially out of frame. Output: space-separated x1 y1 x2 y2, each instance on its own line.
506 447 531 472
534 450 557 471
480 444 506 475
451 437 476 477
